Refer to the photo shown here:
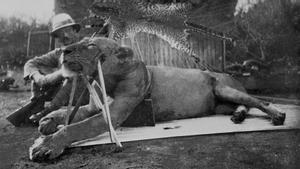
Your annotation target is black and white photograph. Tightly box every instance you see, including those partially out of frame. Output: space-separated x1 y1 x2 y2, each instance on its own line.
0 0 299 168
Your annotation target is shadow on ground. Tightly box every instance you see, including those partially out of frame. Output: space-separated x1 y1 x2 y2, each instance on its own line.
3 129 300 169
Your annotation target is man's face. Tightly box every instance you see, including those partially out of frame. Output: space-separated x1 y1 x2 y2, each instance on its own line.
54 26 79 46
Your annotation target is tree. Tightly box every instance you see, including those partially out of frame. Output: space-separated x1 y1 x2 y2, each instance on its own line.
0 16 48 68
228 0 299 66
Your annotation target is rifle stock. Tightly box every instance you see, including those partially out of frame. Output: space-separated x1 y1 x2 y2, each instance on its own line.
6 98 45 127
6 81 63 126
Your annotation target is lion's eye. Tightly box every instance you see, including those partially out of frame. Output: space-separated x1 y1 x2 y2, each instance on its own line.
88 43 96 47
87 43 97 48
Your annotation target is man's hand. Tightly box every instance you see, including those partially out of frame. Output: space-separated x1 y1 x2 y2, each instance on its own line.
31 70 63 87
31 71 46 87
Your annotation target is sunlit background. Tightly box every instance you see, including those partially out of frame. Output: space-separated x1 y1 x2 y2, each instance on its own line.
0 0 54 23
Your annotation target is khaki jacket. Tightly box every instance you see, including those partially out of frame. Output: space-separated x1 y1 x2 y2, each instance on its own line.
24 48 62 80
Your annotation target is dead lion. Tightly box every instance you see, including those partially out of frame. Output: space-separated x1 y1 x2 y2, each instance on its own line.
29 37 286 161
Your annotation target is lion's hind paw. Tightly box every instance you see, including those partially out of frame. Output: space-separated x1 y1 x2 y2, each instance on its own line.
272 112 286 126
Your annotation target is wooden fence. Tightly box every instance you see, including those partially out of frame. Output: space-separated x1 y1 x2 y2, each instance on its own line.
119 32 224 70
26 30 52 58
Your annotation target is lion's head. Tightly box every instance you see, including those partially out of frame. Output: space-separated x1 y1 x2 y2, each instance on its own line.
61 37 134 78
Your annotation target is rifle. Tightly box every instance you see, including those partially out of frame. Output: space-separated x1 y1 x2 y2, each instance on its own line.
6 83 61 127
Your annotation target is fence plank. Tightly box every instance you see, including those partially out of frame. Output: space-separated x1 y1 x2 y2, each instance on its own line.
118 32 223 70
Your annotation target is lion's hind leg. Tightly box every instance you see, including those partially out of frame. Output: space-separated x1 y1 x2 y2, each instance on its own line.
214 81 285 125
215 103 236 115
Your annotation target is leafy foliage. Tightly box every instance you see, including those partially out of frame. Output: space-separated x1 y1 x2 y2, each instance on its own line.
0 17 48 68
228 0 299 68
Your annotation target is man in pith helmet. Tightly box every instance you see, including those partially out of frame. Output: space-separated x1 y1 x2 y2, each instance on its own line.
23 13 89 124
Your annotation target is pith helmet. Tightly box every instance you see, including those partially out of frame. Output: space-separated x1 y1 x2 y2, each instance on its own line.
50 13 80 36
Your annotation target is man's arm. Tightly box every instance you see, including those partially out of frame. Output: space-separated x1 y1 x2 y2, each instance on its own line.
24 48 62 81
24 48 65 88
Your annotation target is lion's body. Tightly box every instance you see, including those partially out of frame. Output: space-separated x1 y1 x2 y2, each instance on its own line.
148 66 239 121
30 37 286 161
149 66 216 121
101 59 246 122
100 59 244 123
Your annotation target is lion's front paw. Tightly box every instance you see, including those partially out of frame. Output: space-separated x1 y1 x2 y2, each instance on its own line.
38 117 60 135
29 129 69 161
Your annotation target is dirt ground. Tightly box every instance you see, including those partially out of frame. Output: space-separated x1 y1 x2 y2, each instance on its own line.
0 91 300 169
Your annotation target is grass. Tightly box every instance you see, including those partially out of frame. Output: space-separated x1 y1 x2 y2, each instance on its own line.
0 92 31 119
0 72 37 169
0 70 31 119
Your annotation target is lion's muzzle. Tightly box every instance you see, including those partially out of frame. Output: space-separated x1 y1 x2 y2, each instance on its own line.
65 61 83 72
61 61 83 77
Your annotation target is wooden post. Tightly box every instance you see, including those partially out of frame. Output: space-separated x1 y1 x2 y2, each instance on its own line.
49 36 55 51
221 34 226 71
26 30 32 58
65 77 77 125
